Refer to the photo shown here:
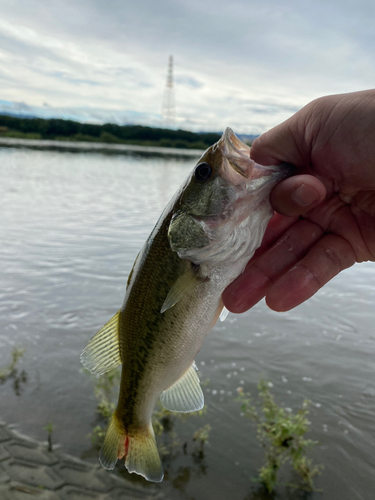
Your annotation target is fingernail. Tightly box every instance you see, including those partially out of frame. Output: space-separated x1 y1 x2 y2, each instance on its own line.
292 184 320 207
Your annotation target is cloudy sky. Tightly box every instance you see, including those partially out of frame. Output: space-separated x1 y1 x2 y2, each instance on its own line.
0 0 374 133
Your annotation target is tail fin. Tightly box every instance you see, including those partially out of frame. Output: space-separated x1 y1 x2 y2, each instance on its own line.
99 414 163 483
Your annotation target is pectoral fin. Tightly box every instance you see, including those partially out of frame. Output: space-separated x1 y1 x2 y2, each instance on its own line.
161 268 206 313
160 362 204 413
80 310 121 375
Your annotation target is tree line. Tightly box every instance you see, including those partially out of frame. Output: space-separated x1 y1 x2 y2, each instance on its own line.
0 114 221 149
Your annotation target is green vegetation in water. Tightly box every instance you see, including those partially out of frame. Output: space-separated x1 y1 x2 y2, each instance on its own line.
236 380 323 493
89 367 321 491
151 400 210 460
88 368 211 464
192 423 211 459
0 347 27 396
0 115 221 150
90 368 120 445
43 422 54 452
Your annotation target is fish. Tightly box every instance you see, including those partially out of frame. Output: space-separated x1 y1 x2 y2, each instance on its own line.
80 128 292 482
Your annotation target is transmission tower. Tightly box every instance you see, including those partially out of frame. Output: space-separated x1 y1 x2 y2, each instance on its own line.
161 55 176 129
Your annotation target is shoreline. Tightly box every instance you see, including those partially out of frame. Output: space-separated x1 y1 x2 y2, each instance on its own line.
0 137 204 157
0 420 162 499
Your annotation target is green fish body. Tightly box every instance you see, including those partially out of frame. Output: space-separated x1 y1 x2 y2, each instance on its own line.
81 128 291 482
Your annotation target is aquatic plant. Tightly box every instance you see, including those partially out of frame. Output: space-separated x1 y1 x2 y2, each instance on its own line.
192 423 211 459
149 400 209 461
237 380 323 493
0 347 27 396
89 368 121 447
43 422 54 452
0 347 25 380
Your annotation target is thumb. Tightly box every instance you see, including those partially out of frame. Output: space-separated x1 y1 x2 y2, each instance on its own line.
249 112 326 216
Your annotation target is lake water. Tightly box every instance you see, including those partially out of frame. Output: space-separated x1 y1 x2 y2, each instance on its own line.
1 140 374 500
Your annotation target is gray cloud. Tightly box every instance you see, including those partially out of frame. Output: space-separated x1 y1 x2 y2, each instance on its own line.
0 0 374 132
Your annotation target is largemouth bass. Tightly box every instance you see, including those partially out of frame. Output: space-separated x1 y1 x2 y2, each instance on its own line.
81 128 291 482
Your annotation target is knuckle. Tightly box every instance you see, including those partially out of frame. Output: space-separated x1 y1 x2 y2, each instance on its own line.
318 235 355 273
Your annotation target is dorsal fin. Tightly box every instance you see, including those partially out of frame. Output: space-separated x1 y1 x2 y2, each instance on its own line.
160 362 204 413
80 310 121 375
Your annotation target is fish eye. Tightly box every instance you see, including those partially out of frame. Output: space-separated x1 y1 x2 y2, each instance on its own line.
194 162 213 182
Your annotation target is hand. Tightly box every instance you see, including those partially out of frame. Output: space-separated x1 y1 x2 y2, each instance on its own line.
223 89 375 313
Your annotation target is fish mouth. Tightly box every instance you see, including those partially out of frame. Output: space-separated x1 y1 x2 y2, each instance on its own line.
222 127 251 160
219 127 293 186
219 127 252 182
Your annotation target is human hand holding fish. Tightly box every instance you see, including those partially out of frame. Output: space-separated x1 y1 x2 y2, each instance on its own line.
80 89 375 482
223 89 375 314
81 128 292 482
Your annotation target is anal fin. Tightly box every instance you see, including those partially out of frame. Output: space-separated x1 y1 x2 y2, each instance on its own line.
160 362 204 413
